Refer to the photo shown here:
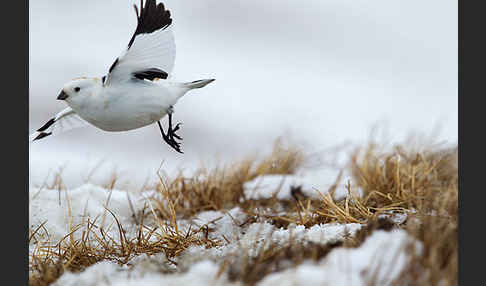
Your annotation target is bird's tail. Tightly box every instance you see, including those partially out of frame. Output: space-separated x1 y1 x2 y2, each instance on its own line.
183 79 216 90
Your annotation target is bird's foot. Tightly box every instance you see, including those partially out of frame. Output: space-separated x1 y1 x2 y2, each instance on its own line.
166 113 183 149
162 131 183 153
168 122 182 140
158 120 183 154
167 122 183 152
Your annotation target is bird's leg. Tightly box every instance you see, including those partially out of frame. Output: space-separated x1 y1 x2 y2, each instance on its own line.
157 120 183 153
167 113 183 140
157 120 170 143
166 106 183 141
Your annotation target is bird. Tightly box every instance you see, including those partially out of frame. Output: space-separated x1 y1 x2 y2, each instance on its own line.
30 0 215 153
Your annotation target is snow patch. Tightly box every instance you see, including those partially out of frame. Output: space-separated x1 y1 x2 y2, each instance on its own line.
259 229 420 286
53 260 238 286
243 171 353 201
29 184 144 243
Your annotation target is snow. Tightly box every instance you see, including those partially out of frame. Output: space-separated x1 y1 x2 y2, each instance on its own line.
29 184 144 243
30 182 418 286
53 260 238 286
378 212 409 225
244 175 318 200
192 207 248 241
259 230 420 286
28 151 422 286
29 172 424 286
52 227 417 286
240 222 363 250
29 171 422 286
243 171 352 201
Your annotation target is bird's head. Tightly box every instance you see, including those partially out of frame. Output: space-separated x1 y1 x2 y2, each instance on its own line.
57 77 100 105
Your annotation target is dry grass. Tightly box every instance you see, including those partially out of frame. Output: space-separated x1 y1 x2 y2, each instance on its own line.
221 139 458 285
224 240 345 285
29 139 303 286
223 217 397 286
349 142 457 214
29 137 458 286
392 212 458 286
29 205 221 286
149 139 305 219
340 141 458 285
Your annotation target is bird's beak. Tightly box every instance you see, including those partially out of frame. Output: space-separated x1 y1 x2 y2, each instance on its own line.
57 90 68 100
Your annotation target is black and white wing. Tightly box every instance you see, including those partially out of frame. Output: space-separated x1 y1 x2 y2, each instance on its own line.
30 107 89 142
104 0 175 85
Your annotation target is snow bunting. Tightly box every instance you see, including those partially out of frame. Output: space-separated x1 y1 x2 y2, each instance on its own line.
30 0 215 153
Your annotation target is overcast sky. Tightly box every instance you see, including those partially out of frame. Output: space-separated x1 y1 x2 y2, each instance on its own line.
29 0 457 187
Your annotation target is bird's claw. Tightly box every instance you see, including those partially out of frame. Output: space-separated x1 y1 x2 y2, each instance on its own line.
169 123 183 140
158 120 183 154
167 121 183 153
172 123 181 133
162 132 183 153
169 138 183 153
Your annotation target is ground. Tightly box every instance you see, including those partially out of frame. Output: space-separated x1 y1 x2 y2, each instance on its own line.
29 139 458 286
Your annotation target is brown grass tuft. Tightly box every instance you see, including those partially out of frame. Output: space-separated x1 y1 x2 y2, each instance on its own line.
29 205 221 286
149 139 305 219
349 142 457 215
224 239 345 285
348 141 458 285
223 216 399 286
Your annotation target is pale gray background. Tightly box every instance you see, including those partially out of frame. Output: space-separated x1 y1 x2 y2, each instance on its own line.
29 0 457 188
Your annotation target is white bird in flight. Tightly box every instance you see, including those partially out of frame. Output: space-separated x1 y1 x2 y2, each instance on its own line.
30 0 215 153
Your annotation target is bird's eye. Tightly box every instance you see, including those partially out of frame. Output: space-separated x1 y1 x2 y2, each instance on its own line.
74 87 80 92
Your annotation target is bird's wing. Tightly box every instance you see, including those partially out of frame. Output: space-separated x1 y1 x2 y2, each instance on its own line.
104 0 175 86
30 107 89 142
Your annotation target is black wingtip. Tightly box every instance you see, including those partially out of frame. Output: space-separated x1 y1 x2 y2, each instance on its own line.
37 118 56 132
128 0 172 48
133 4 140 19
33 132 52 141
108 58 119 73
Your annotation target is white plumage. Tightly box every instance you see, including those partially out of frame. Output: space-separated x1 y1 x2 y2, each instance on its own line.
107 27 176 85
31 0 215 153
